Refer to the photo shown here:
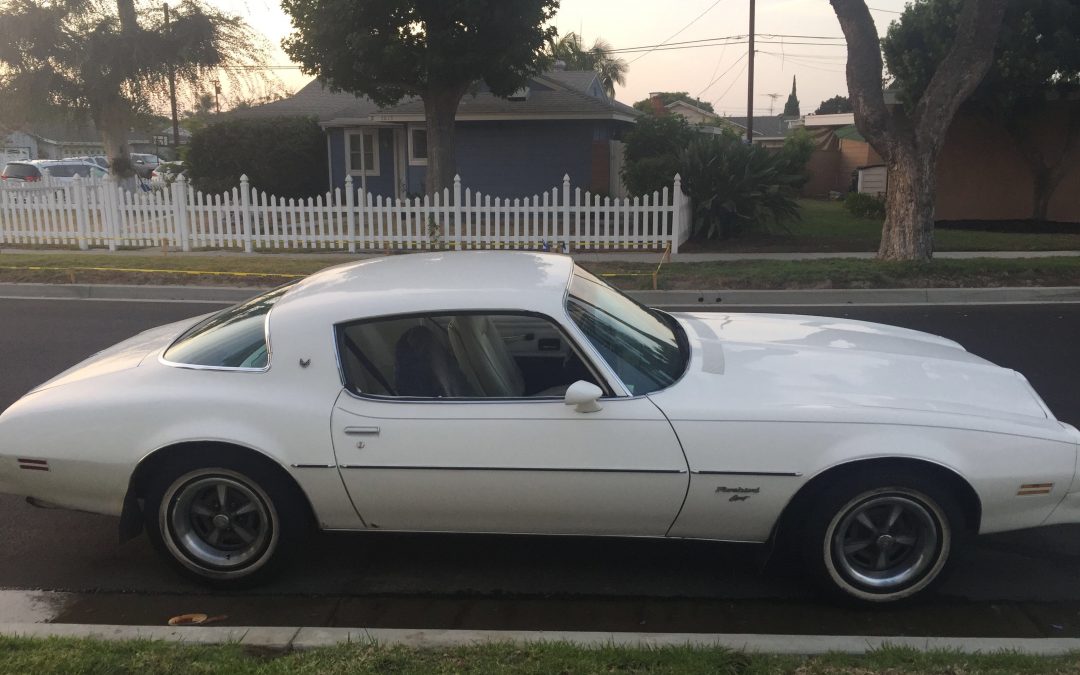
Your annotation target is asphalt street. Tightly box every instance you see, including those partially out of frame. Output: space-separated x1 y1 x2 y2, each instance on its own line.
1 297 1079 635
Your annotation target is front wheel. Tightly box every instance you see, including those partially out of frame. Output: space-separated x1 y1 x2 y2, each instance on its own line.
801 474 963 603
144 461 308 587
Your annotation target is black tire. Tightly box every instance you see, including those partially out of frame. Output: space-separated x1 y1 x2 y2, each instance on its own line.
798 469 966 603
143 457 310 588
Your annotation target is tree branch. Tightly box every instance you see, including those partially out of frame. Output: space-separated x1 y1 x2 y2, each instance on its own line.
829 0 896 161
912 0 1008 151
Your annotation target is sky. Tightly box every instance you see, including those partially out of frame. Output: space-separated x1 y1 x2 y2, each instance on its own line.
209 0 912 116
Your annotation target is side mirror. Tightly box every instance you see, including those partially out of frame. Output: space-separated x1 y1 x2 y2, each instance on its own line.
564 380 603 413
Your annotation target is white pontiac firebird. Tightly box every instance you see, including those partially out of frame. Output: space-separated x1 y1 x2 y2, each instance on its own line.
1 252 1077 603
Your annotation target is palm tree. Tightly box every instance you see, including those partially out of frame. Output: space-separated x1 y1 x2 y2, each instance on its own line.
0 0 267 181
550 32 627 97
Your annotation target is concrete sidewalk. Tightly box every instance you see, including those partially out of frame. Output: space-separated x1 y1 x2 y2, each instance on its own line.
5 246 1080 263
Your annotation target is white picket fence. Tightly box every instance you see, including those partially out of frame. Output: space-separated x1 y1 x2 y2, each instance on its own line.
0 173 692 253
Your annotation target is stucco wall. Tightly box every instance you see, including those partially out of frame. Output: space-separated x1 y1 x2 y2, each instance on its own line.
936 103 1080 222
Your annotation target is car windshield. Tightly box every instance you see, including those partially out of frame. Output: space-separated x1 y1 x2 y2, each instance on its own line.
565 269 686 395
42 164 82 178
163 283 297 369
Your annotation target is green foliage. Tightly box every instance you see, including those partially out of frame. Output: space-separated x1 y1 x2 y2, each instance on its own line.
844 191 887 220
0 0 266 148
778 127 816 187
815 95 852 115
883 0 1080 115
783 76 800 117
548 32 627 97
632 92 715 115
281 0 558 107
679 133 802 240
620 114 694 196
186 116 326 197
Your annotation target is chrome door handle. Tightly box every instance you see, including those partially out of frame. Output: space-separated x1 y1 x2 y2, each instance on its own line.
344 426 380 436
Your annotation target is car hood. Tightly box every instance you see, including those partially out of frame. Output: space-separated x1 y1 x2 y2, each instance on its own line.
24 314 209 396
651 312 1054 425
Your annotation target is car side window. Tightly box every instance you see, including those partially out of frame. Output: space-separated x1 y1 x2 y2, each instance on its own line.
337 313 603 399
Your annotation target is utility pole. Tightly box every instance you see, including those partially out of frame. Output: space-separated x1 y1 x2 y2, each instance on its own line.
164 3 179 149
746 0 756 143
212 80 222 114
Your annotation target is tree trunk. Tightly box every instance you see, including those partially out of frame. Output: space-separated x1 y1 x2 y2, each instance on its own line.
1032 166 1055 222
879 146 936 261
1008 107 1080 222
423 87 465 196
96 97 136 189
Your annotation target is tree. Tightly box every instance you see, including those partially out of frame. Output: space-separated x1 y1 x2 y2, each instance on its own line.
620 114 694 196
815 95 853 115
830 0 1008 260
0 0 266 182
632 92 715 115
282 0 558 196
783 76 800 117
549 32 628 97
883 0 1080 222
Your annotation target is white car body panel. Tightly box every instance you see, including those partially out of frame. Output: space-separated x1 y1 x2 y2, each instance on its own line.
0 252 1077 549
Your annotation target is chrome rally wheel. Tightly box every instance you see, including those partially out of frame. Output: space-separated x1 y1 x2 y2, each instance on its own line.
822 486 951 602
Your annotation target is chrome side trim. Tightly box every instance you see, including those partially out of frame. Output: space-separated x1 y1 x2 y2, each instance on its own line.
691 470 803 477
290 463 337 469
336 464 686 474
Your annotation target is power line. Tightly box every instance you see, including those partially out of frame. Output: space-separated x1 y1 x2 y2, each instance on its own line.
696 50 748 97
608 32 844 54
629 0 729 64
869 6 902 14
714 59 749 108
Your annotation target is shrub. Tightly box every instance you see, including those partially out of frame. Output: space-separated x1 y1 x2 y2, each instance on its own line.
844 191 887 219
186 116 327 197
777 127 816 188
621 115 694 196
679 134 802 240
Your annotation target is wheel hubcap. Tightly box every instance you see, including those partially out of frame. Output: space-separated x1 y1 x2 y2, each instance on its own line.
167 474 273 570
832 494 939 591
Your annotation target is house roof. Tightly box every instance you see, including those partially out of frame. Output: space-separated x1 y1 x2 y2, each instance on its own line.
719 115 796 139
665 99 716 118
14 120 152 145
235 70 640 126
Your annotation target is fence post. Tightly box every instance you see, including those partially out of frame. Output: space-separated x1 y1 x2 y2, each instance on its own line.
561 174 571 251
672 173 683 255
173 174 191 252
103 175 119 252
345 175 356 254
453 175 463 250
240 174 253 253
72 175 89 250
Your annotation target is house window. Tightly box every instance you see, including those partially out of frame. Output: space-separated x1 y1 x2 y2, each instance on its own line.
347 131 380 176
408 126 427 166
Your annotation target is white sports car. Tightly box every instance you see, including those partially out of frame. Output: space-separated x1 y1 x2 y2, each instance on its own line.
1 252 1077 603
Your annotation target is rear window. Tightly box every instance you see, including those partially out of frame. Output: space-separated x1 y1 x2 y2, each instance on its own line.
162 283 296 369
2 163 38 178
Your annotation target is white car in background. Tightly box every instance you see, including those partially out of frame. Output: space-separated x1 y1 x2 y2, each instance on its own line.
0 252 1076 603
0 160 104 184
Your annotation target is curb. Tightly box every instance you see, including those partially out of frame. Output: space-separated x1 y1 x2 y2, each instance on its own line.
3 283 1080 307
2 623 1080 655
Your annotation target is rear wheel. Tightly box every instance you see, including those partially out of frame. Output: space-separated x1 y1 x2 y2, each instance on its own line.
144 460 308 587
800 472 963 603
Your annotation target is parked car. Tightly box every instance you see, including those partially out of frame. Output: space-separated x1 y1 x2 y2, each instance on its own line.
150 160 186 184
0 252 1076 603
70 155 109 170
0 160 104 184
130 153 161 178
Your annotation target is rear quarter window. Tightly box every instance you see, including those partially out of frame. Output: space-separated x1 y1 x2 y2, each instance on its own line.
2 163 38 178
162 283 296 369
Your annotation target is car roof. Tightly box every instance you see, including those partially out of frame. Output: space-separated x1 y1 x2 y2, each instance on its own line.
275 252 577 322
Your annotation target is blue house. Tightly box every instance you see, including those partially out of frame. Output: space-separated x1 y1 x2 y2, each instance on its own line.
237 69 639 199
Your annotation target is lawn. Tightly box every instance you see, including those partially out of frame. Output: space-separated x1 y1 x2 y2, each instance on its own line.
680 200 1080 253
1 637 1079 675
3 251 1080 290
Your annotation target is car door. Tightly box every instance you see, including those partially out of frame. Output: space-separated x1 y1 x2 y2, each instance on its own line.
330 311 689 536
